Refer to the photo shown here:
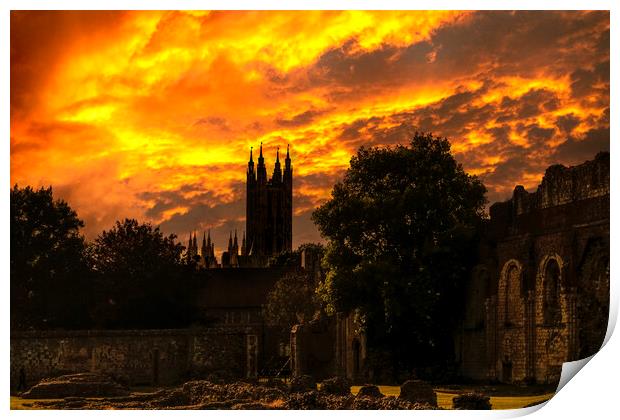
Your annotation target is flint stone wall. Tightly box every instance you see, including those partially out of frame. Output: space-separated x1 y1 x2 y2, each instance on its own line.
457 153 610 384
11 328 256 391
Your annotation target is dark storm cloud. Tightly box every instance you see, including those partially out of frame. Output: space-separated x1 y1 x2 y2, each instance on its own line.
481 155 541 202
193 116 231 130
429 11 609 79
140 181 246 248
275 109 329 127
284 11 609 104
556 114 581 135
570 60 610 98
296 172 342 192
307 40 433 89
525 124 556 144
552 127 610 166
334 81 563 152
140 185 224 220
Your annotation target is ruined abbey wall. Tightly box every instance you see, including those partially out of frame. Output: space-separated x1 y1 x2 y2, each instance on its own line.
10 328 259 391
457 153 610 384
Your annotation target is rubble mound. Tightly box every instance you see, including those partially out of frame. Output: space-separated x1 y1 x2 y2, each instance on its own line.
147 388 192 408
182 380 286 405
356 385 383 399
26 379 438 410
21 373 129 399
289 375 317 393
319 377 351 396
284 391 352 409
398 380 437 407
452 392 491 410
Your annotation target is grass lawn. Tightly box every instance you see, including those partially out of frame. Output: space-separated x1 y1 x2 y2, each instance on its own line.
11 396 61 410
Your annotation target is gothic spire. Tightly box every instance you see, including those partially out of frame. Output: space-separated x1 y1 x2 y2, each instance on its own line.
285 144 292 172
201 231 208 258
272 146 282 182
256 142 267 183
249 146 253 163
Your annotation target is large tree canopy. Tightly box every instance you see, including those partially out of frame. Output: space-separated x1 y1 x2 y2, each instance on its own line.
312 133 487 378
10 185 89 329
87 218 193 328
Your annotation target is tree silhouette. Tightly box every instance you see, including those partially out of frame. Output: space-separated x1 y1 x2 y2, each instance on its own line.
87 218 194 328
10 185 90 329
312 133 487 378
264 244 325 329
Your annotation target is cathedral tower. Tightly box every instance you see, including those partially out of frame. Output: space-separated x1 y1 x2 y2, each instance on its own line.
245 144 293 257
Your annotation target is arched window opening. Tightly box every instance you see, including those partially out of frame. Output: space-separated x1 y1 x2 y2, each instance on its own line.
543 259 562 325
504 265 521 327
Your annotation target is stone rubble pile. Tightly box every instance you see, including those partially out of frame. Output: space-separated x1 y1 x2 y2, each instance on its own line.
21 373 129 399
23 374 439 410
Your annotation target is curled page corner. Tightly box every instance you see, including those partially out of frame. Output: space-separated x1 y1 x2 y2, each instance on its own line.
556 355 594 393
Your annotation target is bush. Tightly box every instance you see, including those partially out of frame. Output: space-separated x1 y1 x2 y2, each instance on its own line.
452 392 491 410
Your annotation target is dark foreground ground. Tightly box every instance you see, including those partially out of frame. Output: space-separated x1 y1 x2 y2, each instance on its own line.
10 373 555 410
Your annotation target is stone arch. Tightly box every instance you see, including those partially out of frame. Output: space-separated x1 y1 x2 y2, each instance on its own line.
537 254 565 326
499 259 523 327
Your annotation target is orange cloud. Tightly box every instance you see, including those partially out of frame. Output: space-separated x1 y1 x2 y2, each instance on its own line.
10 10 609 252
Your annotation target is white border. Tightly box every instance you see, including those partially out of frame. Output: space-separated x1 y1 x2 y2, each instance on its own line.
2 2 616 420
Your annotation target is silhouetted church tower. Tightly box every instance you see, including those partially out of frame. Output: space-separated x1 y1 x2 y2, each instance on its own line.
246 143 293 257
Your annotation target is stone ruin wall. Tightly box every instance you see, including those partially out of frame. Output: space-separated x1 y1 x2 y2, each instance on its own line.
458 153 610 384
10 328 259 391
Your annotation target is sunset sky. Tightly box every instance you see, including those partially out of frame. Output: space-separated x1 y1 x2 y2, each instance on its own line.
10 10 610 253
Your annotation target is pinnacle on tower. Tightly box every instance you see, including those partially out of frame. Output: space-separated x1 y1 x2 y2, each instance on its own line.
256 142 267 183
272 146 282 182
201 231 207 256
284 144 292 173
249 146 253 163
